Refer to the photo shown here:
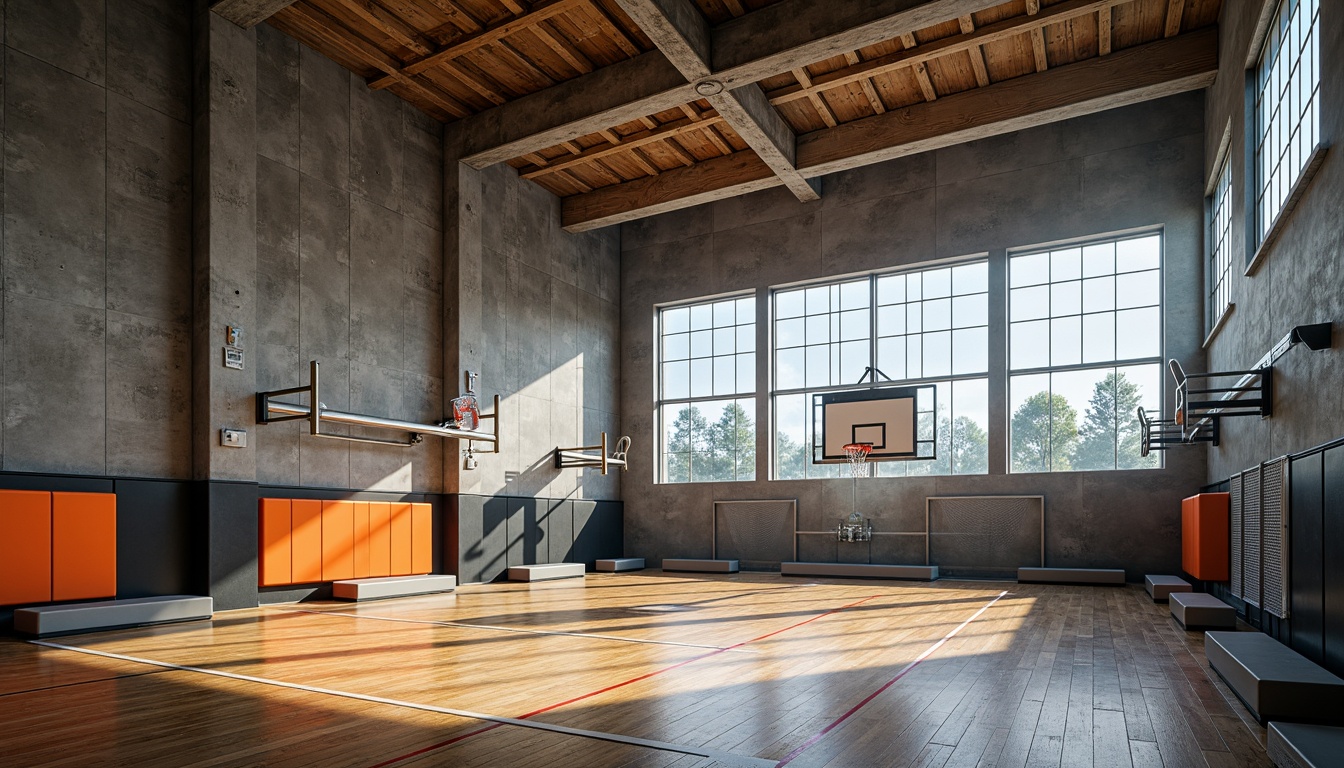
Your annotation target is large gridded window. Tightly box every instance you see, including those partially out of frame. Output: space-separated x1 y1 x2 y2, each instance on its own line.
1254 0 1320 246
1008 233 1162 472
774 261 990 479
658 296 756 483
1209 159 1233 330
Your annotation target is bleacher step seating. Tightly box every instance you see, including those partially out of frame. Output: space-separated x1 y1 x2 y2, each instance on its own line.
332 575 457 601
507 563 585 582
782 562 938 581
1170 592 1236 631
15 596 214 637
1017 567 1125 585
1145 574 1192 602
1205 631 1344 725
662 559 739 573
596 558 645 572
1268 722 1344 768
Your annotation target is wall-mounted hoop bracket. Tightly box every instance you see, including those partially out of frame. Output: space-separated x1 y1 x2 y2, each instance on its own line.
1137 406 1218 456
554 432 629 475
257 360 500 449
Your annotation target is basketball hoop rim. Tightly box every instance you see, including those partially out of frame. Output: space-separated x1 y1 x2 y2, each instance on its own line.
841 442 873 455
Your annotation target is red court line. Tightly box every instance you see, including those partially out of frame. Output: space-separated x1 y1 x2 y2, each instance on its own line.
773 590 1010 767
367 593 883 768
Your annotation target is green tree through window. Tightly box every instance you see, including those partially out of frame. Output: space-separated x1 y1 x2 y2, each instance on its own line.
1074 371 1158 470
1010 392 1078 472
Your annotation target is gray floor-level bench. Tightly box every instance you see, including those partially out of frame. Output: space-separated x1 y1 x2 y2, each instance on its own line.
662 559 739 573
333 575 457 601
507 563 585 582
15 596 214 637
1145 574 1192 602
1017 567 1126 585
1205 631 1344 725
1268 722 1344 768
781 562 939 581
596 558 645 572
1170 592 1236 631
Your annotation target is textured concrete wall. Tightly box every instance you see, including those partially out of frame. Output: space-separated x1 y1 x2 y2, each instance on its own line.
1203 0 1344 482
443 147 621 501
2 0 192 478
620 93 1210 579
250 25 445 494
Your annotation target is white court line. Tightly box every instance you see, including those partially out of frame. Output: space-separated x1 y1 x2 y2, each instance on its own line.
281 608 759 653
30 640 775 768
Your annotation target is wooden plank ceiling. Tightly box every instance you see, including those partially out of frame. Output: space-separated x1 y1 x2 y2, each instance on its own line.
238 0 1223 230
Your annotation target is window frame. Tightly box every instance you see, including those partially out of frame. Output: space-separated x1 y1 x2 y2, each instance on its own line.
1251 0 1322 255
769 258 991 480
1006 230 1165 473
655 292 758 484
1207 157 1234 338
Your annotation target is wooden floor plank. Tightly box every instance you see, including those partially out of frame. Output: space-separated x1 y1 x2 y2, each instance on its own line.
0 578 1274 768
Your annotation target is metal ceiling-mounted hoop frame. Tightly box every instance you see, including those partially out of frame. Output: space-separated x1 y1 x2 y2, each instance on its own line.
554 432 630 474
257 360 500 450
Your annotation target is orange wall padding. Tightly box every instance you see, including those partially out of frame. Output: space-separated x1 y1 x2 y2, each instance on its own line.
258 498 434 586
411 503 432 575
259 498 292 587
368 502 391 578
0 490 53 606
291 500 324 584
390 502 413 576
52 492 117 602
1182 493 1230 581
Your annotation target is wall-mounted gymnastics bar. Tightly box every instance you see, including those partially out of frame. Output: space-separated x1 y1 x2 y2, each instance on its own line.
555 432 630 475
258 361 500 449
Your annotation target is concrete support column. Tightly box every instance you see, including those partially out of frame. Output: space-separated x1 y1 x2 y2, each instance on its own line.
987 249 1008 474
192 2 260 609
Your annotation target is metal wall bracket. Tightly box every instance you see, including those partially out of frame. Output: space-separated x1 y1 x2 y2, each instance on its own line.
257 360 501 449
554 432 629 474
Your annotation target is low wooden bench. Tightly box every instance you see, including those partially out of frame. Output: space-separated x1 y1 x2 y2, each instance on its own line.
1205 631 1344 725
15 595 214 637
596 558 645 572
1268 722 1344 768
1145 574 1192 602
781 562 939 581
662 559 739 574
332 575 457 601
1170 592 1236 631
507 563 585 582
1017 567 1125 585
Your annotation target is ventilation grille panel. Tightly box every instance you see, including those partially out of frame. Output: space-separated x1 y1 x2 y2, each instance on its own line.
1229 473 1243 600
928 496 1043 579
1261 457 1289 618
713 500 796 570
1243 465 1262 607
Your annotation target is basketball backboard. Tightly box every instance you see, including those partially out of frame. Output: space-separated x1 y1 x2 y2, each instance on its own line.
812 385 936 463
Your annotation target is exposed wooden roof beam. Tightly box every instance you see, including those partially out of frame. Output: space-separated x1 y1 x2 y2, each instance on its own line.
211 0 298 28
764 0 1129 108
614 0 820 202
958 15 991 86
457 0 1002 167
1029 27 1048 71
519 115 727 178
367 0 588 90
1164 0 1186 37
561 27 1218 230
1099 7 1113 55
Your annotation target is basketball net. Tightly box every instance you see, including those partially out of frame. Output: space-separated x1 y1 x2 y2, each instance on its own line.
842 442 872 479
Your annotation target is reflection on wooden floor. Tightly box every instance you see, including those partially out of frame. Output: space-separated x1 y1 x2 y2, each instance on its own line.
0 573 1271 767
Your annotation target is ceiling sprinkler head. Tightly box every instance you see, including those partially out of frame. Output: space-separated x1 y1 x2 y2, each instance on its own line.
694 80 724 96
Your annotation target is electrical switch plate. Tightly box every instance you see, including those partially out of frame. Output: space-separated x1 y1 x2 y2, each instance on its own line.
221 428 248 448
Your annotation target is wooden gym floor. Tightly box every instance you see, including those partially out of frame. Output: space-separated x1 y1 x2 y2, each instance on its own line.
0 573 1271 767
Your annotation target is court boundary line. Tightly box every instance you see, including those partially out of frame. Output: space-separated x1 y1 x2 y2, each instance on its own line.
368 592 886 767
280 608 759 653
773 590 1011 767
29 640 774 768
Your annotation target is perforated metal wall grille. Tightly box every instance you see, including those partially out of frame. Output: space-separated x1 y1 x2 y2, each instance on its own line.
927 496 1043 578
1243 465 1262 608
1261 457 1289 618
1229 473 1243 600
713 500 797 570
